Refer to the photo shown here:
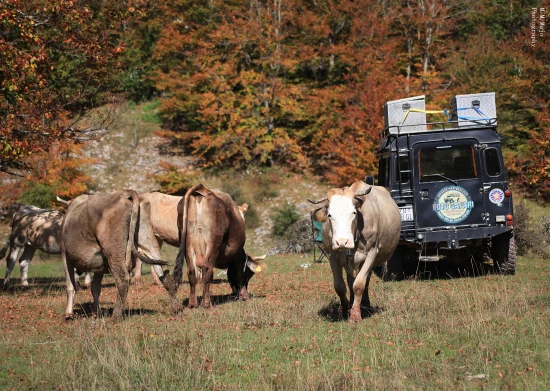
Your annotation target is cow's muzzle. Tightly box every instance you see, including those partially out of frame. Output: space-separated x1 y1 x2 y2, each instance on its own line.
333 238 354 251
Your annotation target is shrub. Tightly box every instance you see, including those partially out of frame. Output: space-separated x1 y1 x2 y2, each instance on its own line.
513 201 550 257
18 183 55 209
152 161 198 196
272 203 300 238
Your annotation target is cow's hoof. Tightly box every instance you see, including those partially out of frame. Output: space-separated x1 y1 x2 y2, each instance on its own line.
64 315 75 322
172 303 184 314
349 310 362 323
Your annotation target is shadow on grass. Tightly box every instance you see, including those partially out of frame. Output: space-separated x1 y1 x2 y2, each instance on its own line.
72 302 158 319
181 292 266 308
1 277 114 296
373 259 499 281
318 299 384 322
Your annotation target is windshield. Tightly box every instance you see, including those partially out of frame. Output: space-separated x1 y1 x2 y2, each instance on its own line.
418 144 477 182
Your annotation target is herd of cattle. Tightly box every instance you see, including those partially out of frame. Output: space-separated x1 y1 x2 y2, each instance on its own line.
0 181 400 323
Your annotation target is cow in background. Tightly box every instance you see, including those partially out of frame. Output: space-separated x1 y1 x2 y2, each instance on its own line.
309 181 401 323
0 205 91 289
174 184 265 309
137 191 254 285
61 190 180 319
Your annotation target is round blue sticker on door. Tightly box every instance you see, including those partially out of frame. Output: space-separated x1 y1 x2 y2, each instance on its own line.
432 186 475 224
489 188 504 205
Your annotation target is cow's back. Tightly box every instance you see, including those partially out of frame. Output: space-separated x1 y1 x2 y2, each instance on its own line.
361 186 401 266
62 192 134 273
11 206 64 253
184 188 245 269
139 192 181 247
360 185 401 266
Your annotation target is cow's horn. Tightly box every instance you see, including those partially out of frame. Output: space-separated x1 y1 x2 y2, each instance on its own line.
354 187 373 197
248 253 267 261
307 197 328 204
56 195 69 205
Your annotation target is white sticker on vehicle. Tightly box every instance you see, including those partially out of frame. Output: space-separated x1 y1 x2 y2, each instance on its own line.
488 188 504 205
432 186 474 224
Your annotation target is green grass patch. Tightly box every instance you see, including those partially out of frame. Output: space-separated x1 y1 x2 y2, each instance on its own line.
140 99 162 124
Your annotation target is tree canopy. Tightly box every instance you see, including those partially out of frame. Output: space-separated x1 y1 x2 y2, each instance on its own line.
1 0 548 202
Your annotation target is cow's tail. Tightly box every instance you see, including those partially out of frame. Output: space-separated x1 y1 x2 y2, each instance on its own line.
174 183 202 286
125 190 168 268
0 241 8 260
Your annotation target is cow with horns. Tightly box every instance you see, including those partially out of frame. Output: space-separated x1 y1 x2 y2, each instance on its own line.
308 181 401 323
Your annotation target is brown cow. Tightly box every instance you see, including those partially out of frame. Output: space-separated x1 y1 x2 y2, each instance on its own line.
135 192 251 286
173 184 265 309
61 190 180 319
0 205 91 288
309 181 401 323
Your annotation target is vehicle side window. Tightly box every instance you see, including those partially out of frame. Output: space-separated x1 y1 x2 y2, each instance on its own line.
396 155 410 184
484 148 501 177
419 144 477 182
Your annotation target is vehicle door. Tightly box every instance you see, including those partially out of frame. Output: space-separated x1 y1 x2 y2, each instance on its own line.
413 139 488 229
479 144 514 221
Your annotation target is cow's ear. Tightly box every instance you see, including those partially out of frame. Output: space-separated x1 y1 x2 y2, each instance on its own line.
246 260 266 273
353 197 364 208
312 207 327 223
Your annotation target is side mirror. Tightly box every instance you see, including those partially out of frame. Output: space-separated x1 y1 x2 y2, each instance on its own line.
364 176 375 186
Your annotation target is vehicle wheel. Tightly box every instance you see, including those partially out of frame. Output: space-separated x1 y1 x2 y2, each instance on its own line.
382 253 404 281
492 233 516 275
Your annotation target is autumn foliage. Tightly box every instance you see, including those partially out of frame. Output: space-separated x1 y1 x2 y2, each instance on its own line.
1 0 548 202
0 0 145 173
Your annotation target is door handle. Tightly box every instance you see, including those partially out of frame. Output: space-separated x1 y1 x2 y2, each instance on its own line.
480 185 491 194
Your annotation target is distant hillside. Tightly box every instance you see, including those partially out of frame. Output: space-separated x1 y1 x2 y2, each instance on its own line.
82 101 330 253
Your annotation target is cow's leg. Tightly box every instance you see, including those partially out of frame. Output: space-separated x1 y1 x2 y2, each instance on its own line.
201 249 218 309
91 273 104 317
63 254 77 319
19 247 36 287
4 245 22 287
346 272 355 309
110 264 130 319
187 260 199 309
133 258 142 288
349 251 376 323
329 253 349 317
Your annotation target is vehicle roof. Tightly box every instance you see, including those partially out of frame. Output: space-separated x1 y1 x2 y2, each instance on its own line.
379 126 501 152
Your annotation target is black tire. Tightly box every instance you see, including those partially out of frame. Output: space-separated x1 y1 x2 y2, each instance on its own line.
492 233 516 275
382 253 404 281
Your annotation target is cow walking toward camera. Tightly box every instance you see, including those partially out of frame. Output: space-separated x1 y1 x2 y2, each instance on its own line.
0 205 92 289
309 181 401 323
173 184 265 309
61 190 180 319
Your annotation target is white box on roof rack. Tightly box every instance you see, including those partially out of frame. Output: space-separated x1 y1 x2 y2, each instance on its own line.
451 92 497 127
384 95 427 134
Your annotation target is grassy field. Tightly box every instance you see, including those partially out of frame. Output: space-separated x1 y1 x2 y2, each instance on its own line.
0 252 548 390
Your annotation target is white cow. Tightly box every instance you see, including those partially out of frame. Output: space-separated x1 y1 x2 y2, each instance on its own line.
309 181 401 323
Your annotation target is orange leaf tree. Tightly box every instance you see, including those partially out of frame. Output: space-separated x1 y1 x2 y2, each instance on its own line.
0 0 145 174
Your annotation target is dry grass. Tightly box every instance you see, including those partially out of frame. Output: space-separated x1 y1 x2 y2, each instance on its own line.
1 254 549 390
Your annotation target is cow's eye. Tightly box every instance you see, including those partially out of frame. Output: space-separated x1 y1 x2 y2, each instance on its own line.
327 213 332 218
352 210 357 215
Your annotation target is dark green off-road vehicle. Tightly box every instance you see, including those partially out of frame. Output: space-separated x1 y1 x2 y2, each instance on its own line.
373 93 515 280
